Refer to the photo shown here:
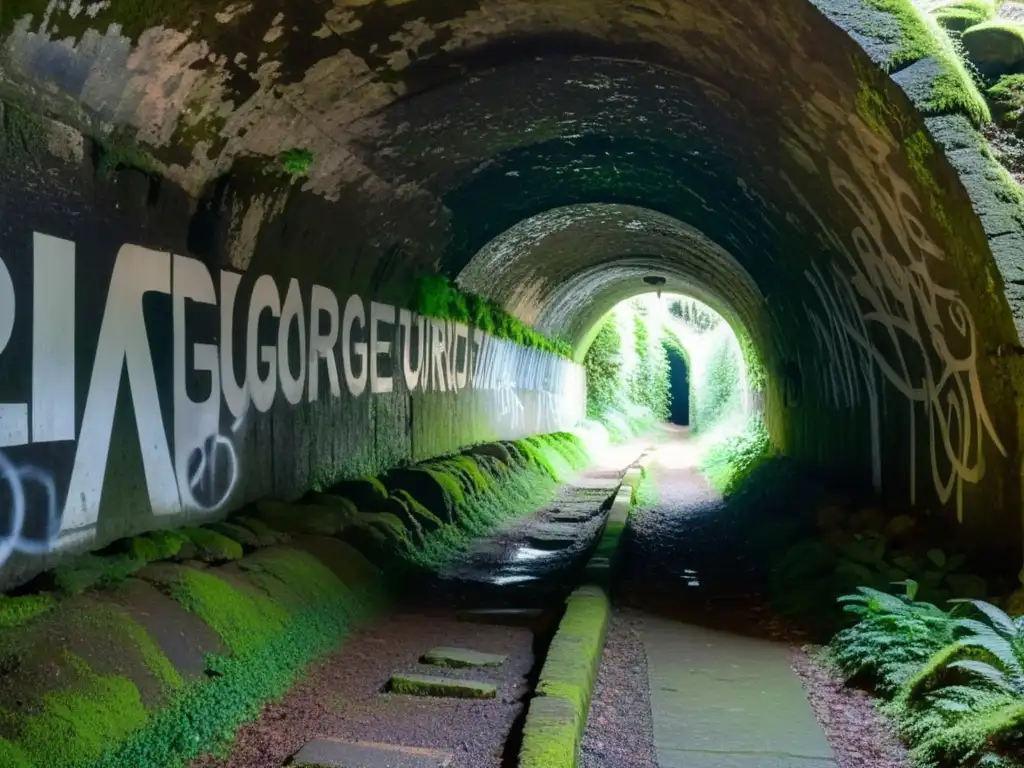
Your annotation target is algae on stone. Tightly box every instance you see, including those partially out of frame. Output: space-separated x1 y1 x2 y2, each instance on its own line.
388 672 497 699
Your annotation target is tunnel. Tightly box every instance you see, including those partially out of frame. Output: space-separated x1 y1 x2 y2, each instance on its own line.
2 0 1024 765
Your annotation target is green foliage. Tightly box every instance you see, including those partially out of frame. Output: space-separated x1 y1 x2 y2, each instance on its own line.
628 313 670 420
279 148 313 176
667 298 719 333
829 588 1024 767
415 275 571 358
830 586 960 695
584 316 624 421
0 594 57 628
700 416 770 495
692 335 741 433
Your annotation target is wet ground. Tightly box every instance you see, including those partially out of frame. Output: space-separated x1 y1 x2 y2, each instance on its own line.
194 437 650 768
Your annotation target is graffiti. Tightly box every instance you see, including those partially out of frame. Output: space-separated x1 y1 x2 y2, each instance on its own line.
804 118 1006 521
0 232 586 570
0 450 60 564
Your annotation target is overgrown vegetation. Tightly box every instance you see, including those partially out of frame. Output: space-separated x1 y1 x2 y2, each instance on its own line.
700 416 770 496
0 432 590 767
416 275 572 358
830 585 1024 767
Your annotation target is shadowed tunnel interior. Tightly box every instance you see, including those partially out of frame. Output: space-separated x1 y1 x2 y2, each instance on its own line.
4 0 1024 763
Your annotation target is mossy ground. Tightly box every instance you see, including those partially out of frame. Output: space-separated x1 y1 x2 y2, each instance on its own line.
0 431 590 766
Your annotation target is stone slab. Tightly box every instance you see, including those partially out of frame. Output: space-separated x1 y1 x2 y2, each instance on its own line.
286 738 453 767
640 618 836 768
389 673 497 699
421 646 508 668
457 608 545 626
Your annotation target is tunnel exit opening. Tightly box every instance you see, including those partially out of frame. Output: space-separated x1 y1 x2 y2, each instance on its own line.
664 341 689 426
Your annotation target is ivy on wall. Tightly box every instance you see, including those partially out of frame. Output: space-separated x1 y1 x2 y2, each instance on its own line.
584 315 624 420
628 308 670 420
416 275 572 358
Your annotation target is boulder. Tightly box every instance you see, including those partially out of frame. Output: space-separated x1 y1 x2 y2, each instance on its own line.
962 21 1024 78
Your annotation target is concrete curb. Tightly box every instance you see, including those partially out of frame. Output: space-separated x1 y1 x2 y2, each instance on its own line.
518 466 643 768
517 585 611 768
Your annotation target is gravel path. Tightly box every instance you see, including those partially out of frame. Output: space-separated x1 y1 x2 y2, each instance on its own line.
793 647 911 768
580 609 657 768
191 611 533 768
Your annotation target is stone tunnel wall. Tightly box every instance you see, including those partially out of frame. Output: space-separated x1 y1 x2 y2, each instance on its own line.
0 129 585 589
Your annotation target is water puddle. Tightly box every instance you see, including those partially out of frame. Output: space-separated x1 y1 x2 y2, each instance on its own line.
487 574 541 586
510 546 558 563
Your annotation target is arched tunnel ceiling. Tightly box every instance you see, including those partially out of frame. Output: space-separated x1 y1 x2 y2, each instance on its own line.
4 0 1024 539
455 203 770 360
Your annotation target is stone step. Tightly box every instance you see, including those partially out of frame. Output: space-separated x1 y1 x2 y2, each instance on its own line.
286 738 453 767
388 672 497 699
457 608 545 627
421 646 508 668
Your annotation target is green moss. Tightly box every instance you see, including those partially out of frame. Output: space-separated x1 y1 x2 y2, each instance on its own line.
279 148 313 176
95 133 161 178
116 613 184 694
424 468 467 507
0 594 57 628
931 0 995 31
169 567 289 657
8 652 148 767
361 475 389 498
863 0 990 125
0 100 48 164
416 275 572 359
182 528 244 562
125 536 160 563
392 490 444 529
148 530 190 560
207 522 260 549
53 553 147 596
520 587 610 768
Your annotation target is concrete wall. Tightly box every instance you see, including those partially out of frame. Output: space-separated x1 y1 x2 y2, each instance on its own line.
0 125 585 589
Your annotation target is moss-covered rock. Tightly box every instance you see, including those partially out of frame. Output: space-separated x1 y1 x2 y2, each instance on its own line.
465 442 513 468
207 522 261 550
388 672 497 699
989 73 1024 133
962 21 1024 78
382 467 455 524
931 0 996 32
182 528 244 563
519 586 610 768
234 516 290 547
